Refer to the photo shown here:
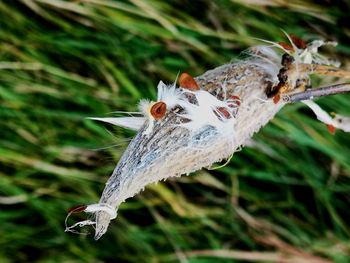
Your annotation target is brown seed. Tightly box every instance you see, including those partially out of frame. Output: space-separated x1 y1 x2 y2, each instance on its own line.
215 107 231 120
290 34 307 49
67 205 87 214
327 124 336 134
230 95 240 100
179 73 200 91
273 94 281 104
229 95 241 107
278 35 307 51
150 101 167 120
278 42 294 51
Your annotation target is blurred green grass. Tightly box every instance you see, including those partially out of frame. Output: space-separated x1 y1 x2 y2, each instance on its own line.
0 0 350 262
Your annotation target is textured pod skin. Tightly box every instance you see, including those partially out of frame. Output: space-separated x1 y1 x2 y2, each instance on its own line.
195 60 284 148
93 50 286 239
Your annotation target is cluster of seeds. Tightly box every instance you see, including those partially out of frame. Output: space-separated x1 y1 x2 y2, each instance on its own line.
149 73 241 123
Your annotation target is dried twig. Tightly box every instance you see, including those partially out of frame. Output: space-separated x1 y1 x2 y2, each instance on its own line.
283 83 350 102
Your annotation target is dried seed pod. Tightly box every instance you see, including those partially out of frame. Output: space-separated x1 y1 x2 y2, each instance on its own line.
72 35 350 240
150 101 167 120
179 73 200 91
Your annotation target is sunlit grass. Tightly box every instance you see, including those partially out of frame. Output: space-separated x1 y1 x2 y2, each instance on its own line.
0 1 350 262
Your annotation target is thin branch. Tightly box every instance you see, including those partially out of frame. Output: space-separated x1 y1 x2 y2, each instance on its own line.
282 83 350 103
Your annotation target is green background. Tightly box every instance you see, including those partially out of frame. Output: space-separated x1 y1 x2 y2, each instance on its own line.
1 1 350 262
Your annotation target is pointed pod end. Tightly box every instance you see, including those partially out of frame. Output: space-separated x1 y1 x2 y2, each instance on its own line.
94 210 113 240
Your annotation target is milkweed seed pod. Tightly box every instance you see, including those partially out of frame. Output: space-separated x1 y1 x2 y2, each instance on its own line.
65 35 350 240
